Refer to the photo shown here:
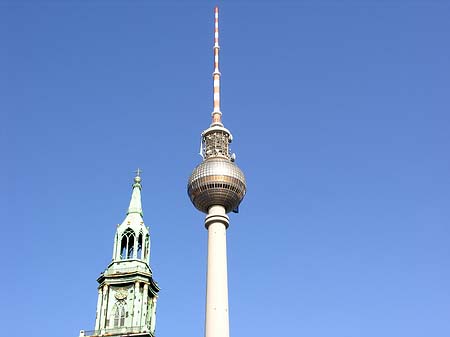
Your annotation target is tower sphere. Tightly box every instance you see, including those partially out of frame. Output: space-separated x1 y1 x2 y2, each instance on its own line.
188 157 246 214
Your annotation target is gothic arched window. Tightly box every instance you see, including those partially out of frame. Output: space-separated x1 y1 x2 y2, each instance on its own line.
113 302 126 327
120 306 126 327
128 235 134 258
120 236 127 259
137 232 143 259
120 228 135 259
144 234 150 260
114 307 120 327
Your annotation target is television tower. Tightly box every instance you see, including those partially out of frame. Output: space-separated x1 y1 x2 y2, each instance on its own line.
187 7 246 337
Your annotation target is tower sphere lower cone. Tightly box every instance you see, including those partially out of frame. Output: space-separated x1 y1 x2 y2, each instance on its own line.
188 157 246 214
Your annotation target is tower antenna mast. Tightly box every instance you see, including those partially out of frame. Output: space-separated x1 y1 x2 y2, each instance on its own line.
212 6 222 125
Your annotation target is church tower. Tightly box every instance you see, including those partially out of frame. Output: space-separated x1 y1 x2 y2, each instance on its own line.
79 171 160 337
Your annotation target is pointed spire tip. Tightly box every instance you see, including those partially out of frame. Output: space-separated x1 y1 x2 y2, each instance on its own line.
127 169 143 216
134 168 143 184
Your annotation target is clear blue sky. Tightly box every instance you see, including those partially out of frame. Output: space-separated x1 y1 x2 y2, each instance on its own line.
2 1 450 336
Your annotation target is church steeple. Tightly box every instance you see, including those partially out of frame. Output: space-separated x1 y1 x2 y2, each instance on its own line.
112 170 150 263
79 172 160 337
127 169 143 216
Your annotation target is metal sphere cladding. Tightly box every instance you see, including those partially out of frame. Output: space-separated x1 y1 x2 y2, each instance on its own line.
188 157 246 214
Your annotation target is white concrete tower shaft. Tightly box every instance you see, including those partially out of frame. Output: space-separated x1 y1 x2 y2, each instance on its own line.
205 205 230 337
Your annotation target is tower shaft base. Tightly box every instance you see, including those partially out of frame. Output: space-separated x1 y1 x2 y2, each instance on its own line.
204 205 230 337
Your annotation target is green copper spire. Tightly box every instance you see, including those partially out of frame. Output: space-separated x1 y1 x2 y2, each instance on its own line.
79 169 159 337
127 169 143 216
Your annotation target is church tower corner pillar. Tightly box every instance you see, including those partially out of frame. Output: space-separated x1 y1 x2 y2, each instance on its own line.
94 287 103 331
99 284 109 330
150 296 157 334
133 281 140 327
142 283 149 328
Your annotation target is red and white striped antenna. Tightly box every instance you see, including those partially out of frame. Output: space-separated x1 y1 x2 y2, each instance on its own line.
212 6 222 125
